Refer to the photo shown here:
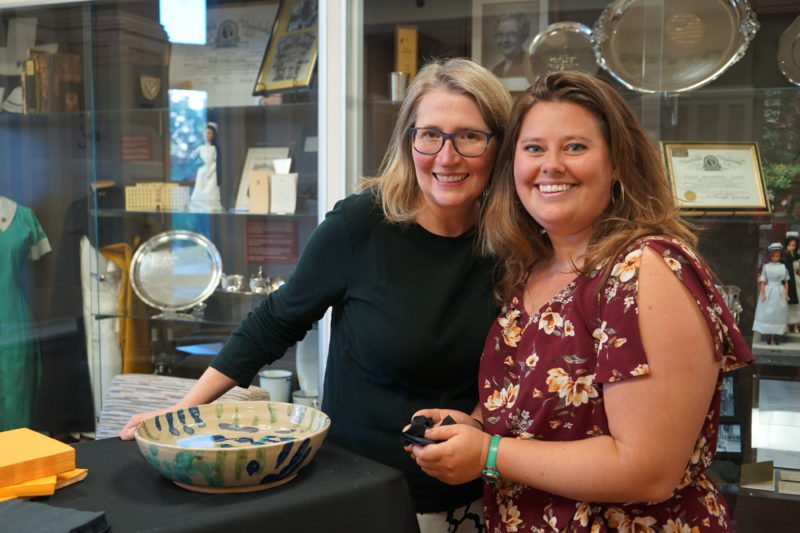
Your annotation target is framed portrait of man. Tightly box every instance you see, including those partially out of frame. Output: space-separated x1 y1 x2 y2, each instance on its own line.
253 0 319 94
471 0 548 91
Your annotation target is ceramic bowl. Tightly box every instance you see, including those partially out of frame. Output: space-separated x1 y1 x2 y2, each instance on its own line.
134 401 331 493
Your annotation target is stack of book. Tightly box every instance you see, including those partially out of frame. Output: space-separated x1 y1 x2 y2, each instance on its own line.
0 428 87 501
20 52 83 114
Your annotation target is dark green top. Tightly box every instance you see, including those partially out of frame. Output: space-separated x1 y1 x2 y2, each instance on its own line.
211 191 499 512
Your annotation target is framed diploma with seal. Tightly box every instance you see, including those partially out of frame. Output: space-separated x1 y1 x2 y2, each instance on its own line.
661 142 770 215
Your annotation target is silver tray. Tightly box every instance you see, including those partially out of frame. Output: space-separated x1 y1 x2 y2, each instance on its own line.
593 0 759 93
130 230 223 313
524 22 597 83
778 15 800 86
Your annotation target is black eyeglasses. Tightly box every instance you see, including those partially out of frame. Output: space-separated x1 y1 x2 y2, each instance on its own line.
407 127 494 158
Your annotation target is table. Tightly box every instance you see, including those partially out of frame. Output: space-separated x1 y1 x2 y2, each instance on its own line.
41 438 420 533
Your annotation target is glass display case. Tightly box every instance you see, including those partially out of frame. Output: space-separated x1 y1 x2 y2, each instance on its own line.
0 0 346 437
348 0 800 529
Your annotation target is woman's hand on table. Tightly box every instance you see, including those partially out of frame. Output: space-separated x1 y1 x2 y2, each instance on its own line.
119 408 171 440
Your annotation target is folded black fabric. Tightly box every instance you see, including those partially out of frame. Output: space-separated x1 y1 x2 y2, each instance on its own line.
400 414 457 447
0 499 109 533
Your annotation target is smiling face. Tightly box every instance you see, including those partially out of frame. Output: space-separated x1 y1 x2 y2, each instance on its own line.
494 18 525 58
513 100 616 243
411 88 495 229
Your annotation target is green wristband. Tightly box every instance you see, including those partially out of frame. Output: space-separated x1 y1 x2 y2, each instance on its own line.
481 435 501 484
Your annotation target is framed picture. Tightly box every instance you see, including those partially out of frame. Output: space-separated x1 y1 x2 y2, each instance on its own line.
253 0 318 94
661 142 771 215
235 146 291 211
471 0 548 91
721 375 735 417
717 424 742 453
169 1 280 107
753 377 800 469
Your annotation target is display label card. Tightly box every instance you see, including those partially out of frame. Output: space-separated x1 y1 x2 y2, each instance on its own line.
248 170 271 214
245 219 297 264
269 173 297 215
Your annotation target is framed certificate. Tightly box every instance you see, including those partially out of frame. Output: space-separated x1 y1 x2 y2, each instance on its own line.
253 0 318 94
661 142 770 215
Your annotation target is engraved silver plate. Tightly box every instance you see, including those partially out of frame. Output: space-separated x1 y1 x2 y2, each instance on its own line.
593 0 759 93
525 22 597 82
778 15 800 86
131 230 223 312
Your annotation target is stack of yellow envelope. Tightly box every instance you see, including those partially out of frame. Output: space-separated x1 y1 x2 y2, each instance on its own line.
0 428 87 501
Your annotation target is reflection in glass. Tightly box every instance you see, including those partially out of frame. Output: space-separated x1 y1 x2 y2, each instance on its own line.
525 22 597 83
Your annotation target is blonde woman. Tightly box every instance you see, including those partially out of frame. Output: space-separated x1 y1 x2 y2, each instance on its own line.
122 58 512 532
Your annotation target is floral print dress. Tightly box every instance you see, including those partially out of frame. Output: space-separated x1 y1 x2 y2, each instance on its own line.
479 237 753 532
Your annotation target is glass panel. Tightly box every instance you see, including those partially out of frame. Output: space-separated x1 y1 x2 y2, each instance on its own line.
0 0 320 439
352 0 800 524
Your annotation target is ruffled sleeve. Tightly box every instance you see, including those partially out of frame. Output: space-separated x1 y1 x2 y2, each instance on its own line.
593 237 752 384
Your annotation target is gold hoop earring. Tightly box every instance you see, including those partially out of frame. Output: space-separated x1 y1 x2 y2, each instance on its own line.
612 180 625 206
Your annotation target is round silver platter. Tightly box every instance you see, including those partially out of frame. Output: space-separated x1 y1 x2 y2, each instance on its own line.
525 22 597 83
778 15 800 86
592 0 759 93
130 230 223 313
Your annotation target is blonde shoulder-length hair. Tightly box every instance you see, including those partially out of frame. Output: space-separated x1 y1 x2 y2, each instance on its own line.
360 58 512 223
481 71 697 300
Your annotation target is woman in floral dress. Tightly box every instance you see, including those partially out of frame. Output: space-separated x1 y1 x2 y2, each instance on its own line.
407 72 753 532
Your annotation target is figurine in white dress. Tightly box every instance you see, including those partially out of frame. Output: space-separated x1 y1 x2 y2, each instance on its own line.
189 122 223 212
753 242 790 345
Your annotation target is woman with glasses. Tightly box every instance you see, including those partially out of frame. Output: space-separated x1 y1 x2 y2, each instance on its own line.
407 71 752 531
121 58 511 532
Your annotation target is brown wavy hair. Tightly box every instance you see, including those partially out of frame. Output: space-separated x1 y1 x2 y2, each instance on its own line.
480 71 697 300
360 58 512 223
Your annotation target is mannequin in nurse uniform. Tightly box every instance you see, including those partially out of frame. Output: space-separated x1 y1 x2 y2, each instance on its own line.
0 195 51 430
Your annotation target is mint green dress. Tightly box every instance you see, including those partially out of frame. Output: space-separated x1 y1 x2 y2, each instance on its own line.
0 199 51 430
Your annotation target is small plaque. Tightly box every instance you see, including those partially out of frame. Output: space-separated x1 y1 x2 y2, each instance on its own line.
245 219 298 264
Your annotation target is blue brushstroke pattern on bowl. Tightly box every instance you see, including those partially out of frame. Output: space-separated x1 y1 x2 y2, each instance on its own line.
134 401 331 492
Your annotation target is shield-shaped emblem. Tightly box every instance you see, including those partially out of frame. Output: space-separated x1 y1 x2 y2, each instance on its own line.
140 75 161 101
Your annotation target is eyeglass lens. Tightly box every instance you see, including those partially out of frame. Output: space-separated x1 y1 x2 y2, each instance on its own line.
411 128 490 157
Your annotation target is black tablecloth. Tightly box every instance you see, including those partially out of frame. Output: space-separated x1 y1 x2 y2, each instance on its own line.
41 438 420 533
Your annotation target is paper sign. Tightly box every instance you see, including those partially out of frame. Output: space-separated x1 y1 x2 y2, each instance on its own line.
269 173 297 215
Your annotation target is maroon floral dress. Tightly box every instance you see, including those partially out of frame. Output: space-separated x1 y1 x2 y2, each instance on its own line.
478 237 753 532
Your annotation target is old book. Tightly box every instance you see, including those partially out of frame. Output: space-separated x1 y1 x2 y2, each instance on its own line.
20 58 37 113
34 52 51 113
33 53 82 113
51 53 82 112
43 53 82 112
0 428 75 488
